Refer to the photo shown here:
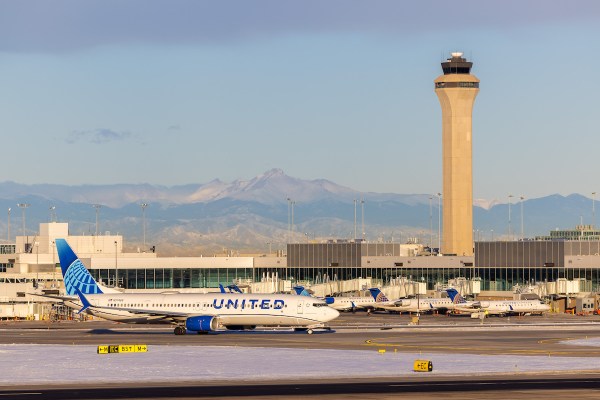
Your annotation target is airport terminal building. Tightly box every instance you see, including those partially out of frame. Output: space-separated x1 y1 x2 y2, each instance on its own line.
2 222 600 318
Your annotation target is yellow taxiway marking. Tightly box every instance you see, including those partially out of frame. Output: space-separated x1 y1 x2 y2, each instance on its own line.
364 337 600 356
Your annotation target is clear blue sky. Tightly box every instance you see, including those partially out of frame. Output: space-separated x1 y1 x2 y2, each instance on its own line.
1 1 599 202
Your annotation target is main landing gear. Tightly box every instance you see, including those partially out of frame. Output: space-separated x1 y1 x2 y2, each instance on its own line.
174 326 187 335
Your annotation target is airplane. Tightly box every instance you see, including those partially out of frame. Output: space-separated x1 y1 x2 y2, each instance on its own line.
367 288 454 314
44 239 339 335
445 288 550 316
219 284 243 293
293 286 375 312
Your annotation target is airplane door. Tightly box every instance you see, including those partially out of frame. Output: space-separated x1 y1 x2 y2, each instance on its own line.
297 301 303 314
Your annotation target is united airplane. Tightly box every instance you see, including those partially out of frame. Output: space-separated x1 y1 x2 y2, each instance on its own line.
49 239 339 335
446 288 550 316
293 286 375 312
368 288 454 314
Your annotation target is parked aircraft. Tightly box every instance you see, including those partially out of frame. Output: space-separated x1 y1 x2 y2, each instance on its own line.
219 284 243 293
293 286 375 312
367 288 454 314
48 239 339 335
445 288 550 316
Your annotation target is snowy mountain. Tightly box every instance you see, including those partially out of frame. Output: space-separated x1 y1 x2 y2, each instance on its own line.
0 170 594 255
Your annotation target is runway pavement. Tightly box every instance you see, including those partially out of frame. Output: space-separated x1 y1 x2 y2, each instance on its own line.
1 312 600 356
2 312 600 399
5 377 600 400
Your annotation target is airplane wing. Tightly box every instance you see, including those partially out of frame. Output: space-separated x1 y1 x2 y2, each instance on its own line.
453 302 481 313
28 292 78 302
81 302 194 321
373 303 408 312
72 288 193 322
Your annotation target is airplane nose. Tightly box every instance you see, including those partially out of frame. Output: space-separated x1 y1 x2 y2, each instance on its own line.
326 307 340 321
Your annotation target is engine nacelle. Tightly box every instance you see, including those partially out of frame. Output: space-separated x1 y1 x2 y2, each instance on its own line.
186 316 218 332
399 299 412 307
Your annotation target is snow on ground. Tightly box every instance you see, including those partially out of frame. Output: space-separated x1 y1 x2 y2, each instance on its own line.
563 337 600 347
2 343 600 385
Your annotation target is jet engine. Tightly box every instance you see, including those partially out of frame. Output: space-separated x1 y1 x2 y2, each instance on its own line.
185 316 218 332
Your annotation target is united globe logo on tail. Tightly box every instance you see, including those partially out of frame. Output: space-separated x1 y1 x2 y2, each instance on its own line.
376 292 389 303
56 239 103 295
368 288 389 303
446 288 466 304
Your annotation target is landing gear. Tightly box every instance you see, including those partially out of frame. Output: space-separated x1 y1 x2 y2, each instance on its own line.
307 329 314 335
174 326 187 335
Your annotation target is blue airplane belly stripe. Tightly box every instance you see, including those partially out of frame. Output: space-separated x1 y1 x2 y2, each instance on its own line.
89 309 326 324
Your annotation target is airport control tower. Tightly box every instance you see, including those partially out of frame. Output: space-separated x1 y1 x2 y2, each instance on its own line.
434 52 479 256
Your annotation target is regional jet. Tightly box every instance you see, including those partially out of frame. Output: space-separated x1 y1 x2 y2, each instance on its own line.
368 288 454 314
445 288 550 316
293 286 375 312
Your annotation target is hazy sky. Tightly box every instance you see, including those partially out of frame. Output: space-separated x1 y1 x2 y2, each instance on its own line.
1 1 599 201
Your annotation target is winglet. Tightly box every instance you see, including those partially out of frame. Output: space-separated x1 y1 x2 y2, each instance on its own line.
293 286 312 297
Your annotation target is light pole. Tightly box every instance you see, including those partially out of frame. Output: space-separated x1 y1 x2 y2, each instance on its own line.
508 194 514 240
429 196 433 248
92 204 102 236
17 203 30 238
520 195 525 240
286 198 291 243
140 203 148 249
114 240 118 288
266 242 272 255
7 208 10 242
291 200 295 242
353 199 357 240
593 192 596 228
437 193 442 254
361 199 365 240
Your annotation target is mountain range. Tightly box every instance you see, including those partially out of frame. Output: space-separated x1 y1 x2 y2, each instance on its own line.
0 169 595 256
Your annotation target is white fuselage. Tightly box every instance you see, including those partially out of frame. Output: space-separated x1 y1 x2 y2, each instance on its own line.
326 296 376 311
64 292 339 327
396 297 455 313
455 300 550 315
373 297 454 313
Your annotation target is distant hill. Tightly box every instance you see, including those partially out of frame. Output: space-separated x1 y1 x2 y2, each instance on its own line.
0 170 594 255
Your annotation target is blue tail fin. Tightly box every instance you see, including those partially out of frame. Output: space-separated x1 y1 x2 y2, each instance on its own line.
446 288 466 304
293 286 312 297
227 284 243 293
368 288 389 303
56 239 103 295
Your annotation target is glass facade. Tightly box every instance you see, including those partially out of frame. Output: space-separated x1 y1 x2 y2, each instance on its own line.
90 268 254 290
0 245 15 255
80 240 600 293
